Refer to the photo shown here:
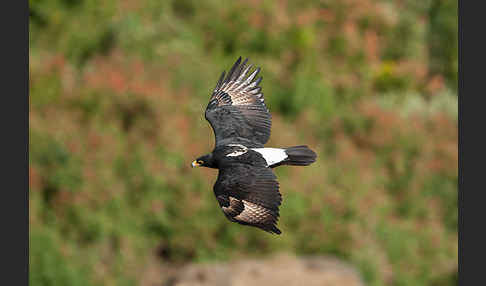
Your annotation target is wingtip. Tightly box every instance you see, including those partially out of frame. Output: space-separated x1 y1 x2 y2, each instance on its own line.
225 57 243 83
266 224 282 235
272 227 282 235
255 76 263 86
235 56 252 69
214 70 226 91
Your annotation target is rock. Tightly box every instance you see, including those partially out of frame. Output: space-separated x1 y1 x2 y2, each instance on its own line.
168 253 365 286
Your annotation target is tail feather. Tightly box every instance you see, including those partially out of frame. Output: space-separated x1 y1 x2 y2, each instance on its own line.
271 145 317 167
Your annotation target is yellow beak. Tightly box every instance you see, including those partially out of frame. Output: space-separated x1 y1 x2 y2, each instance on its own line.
191 160 201 168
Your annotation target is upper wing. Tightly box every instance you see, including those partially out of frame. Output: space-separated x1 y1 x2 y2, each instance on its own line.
205 57 272 148
213 163 282 234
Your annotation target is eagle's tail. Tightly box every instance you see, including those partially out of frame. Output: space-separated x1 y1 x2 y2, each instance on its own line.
273 145 317 167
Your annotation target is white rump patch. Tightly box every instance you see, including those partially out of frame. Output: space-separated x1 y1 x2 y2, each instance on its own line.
251 148 288 167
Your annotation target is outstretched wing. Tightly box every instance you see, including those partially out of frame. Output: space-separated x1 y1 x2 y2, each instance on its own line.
213 163 282 234
205 57 272 148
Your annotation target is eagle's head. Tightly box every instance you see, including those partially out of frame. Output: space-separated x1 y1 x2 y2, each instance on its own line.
191 153 215 168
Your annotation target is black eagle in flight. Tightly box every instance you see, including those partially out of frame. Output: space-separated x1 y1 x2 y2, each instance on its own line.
192 57 317 234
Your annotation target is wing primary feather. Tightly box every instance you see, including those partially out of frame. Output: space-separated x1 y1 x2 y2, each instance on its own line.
225 56 242 83
236 58 249 79
240 58 249 73
236 64 253 84
249 87 262 94
230 58 248 84
254 76 262 86
245 67 260 85
214 71 226 92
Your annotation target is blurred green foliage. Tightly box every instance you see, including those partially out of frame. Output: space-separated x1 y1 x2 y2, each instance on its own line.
29 0 457 286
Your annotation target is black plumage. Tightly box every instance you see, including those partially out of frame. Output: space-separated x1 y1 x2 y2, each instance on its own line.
192 57 317 234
